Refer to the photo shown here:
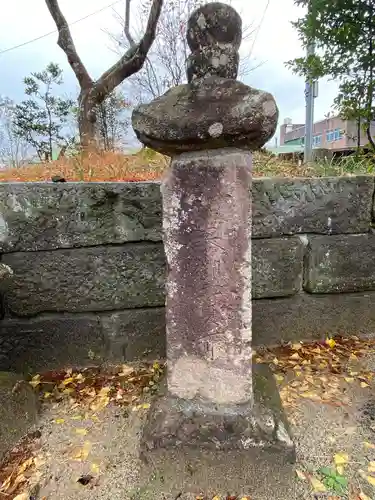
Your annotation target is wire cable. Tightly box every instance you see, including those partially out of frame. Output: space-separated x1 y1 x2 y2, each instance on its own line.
0 0 122 56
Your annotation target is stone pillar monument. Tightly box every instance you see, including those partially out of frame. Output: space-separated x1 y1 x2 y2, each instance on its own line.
132 2 295 493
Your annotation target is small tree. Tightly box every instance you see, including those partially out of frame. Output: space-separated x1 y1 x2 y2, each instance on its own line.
288 0 375 151
45 0 163 149
334 74 368 152
96 90 130 151
13 63 74 162
0 97 30 167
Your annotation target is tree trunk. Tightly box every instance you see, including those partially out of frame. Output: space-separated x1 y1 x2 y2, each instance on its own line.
78 89 98 151
357 117 361 152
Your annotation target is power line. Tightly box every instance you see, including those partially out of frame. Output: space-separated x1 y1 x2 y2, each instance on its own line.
249 0 271 58
0 0 122 56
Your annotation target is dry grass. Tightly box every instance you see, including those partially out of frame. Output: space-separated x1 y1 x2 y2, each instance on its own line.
0 149 169 183
0 149 373 182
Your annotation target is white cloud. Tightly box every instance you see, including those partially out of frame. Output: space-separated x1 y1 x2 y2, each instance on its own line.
0 0 340 143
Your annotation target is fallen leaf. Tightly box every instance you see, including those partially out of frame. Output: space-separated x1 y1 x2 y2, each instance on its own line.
274 374 284 383
365 475 375 486
334 452 349 466
364 442 375 449
291 343 302 350
361 382 370 388
75 428 88 436
290 352 300 360
359 492 372 500
54 418 65 424
368 461 375 473
72 441 91 461
13 494 29 500
29 374 41 388
63 377 74 385
326 337 336 348
142 403 151 409
91 463 100 474
309 475 327 492
344 377 354 383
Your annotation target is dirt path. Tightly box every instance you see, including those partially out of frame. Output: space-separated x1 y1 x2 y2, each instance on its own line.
2 338 375 499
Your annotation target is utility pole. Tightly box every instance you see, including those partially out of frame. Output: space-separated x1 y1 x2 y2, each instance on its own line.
304 0 317 163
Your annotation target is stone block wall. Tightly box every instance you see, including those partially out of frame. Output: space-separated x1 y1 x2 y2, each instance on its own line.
0 176 375 373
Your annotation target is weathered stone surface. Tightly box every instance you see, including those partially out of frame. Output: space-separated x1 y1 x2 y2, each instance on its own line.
140 365 295 494
2 292 375 373
100 307 166 361
142 364 294 454
2 243 165 316
186 47 239 82
252 237 303 298
0 182 162 252
253 292 375 346
0 176 371 252
163 150 252 406
252 176 374 237
132 80 278 155
186 3 241 82
187 2 242 51
0 372 39 460
304 234 375 293
0 315 105 372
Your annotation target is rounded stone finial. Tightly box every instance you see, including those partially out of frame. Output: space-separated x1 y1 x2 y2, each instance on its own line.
187 2 242 51
186 2 242 82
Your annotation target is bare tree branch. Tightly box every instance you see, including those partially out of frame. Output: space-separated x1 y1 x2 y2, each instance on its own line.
45 0 93 90
124 0 135 47
94 0 164 101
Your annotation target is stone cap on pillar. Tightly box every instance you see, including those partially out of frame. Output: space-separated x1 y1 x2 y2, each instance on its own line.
132 2 279 156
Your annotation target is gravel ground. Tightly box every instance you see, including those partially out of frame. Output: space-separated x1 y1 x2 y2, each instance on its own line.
3 356 375 499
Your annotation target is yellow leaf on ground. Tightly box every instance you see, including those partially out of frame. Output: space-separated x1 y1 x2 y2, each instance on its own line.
292 343 302 350
142 403 151 409
344 377 354 383
212 496 220 500
54 419 65 424
361 382 370 388
72 441 91 461
334 452 349 466
364 442 375 449
368 461 375 473
71 415 83 421
325 337 336 348
274 374 284 383
13 494 29 500
309 476 326 492
365 475 375 486
359 492 372 500
75 428 88 436
63 377 74 385
29 374 41 388
91 463 100 474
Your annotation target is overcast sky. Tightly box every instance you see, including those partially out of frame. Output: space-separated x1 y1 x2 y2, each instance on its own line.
0 0 340 144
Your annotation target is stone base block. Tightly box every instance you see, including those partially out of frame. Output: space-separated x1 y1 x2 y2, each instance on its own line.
140 364 295 494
